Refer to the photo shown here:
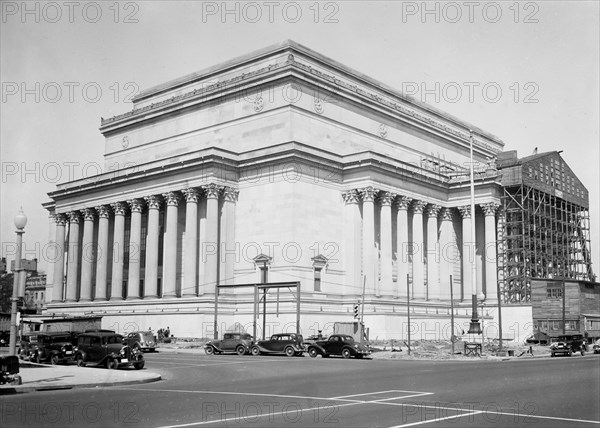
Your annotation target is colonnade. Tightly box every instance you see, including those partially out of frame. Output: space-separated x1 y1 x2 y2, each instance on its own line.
50 183 237 302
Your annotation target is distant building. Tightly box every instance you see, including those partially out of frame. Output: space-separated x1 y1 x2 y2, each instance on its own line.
24 273 46 314
531 278 600 340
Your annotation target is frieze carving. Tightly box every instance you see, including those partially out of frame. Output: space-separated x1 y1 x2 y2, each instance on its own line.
100 52 501 155
396 196 413 210
342 190 360 204
314 97 324 114
360 186 380 203
95 205 111 218
253 95 264 112
412 200 427 214
379 123 388 138
203 183 223 199
111 202 128 216
144 195 162 210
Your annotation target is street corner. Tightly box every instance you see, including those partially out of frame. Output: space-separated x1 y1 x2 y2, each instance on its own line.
1 363 162 394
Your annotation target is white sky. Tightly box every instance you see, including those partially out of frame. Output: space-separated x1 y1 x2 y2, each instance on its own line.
1 0 599 274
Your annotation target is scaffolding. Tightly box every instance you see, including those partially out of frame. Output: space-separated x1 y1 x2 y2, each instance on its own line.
497 152 595 303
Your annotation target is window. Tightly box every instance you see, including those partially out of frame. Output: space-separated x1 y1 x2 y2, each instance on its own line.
547 288 563 299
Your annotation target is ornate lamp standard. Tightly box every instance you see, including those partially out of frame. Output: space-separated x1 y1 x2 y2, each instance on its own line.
9 208 27 356
467 131 482 336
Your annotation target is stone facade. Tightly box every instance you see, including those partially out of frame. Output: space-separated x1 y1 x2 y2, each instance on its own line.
43 41 520 339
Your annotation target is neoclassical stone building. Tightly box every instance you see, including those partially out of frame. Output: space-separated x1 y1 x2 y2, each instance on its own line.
43 41 514 339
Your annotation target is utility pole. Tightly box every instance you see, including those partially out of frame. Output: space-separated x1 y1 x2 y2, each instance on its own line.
407 273 411 356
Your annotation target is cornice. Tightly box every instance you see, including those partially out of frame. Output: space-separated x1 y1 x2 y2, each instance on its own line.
99 42 503 155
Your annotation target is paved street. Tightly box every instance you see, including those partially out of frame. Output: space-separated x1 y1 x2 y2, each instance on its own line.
1 352 598 427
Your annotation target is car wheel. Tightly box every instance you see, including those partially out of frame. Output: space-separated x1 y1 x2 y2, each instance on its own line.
205 346 214 355
76 356 86 367
50 355 60 365
342 348 351 359
284 346 295 357
568 350 573 357
356 354 364 359
134 361 145 370
251 346 261 356
236 346 246 356
35 353 43 364
308 347 319 358
106 358 118 369
581 349 585 356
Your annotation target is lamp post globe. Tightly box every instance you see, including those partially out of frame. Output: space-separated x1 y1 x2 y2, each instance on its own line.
9 208 27 356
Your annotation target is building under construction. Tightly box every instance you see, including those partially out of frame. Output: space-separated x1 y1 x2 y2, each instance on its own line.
496 150 595 304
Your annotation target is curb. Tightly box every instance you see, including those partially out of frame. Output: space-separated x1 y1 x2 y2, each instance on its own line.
0 373 162 394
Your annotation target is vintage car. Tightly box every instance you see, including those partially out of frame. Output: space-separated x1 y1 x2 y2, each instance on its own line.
525 332 550 345
74 331 145 369
27 332 78 365
550 334 588 357
124 331 156 352
205 332 253 355
307 334 371 359
593 339 600 354
0 330 9 347
251 333 305 357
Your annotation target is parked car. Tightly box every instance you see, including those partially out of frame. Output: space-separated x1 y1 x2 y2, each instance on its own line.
251 333 305 357
592 339 600 354
525 332 550 345
124 331 156 352
550 334 588 357
27 332 78 365
307 334 371 359
205 332 253 355
74 331 145 369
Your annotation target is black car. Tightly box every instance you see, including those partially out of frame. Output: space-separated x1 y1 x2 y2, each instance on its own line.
30 332 78 365
205 332 254 355
550 334 588 357
251 333 305 357
74 331 145 369
0 330 9 347
124 331 156 352
307 334 371 359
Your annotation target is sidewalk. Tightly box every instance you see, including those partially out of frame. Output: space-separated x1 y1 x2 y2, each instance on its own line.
0 357 161 394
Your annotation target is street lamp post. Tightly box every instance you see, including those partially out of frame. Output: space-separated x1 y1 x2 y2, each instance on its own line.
9 208 27 356
467 131 482 336
479 292 486 347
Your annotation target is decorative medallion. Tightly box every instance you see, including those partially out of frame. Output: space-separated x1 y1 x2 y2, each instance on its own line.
379 123 388 138
253 95 264 112
314 98 324 114
122 135 129 148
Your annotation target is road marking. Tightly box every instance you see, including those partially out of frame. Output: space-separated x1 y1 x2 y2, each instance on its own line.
332 390 433 400
387 410 484 427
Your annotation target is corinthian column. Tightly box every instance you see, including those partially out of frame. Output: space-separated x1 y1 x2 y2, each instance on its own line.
183 188 200 297
379 192 394 297
396 196 412 298
94 205 110 301
482 202 499 301
79 208 95 302
439 208 457 300
203 184 222 291
221 187 238 287
458 205 473 302
144 195 161 298
342 190 362 295
426 204 441 300
65 211 80 302
411 200 427 299
52 214 67 302
127 198 144 300
360 187 379 296
110 202 127 301
162 191 180 298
